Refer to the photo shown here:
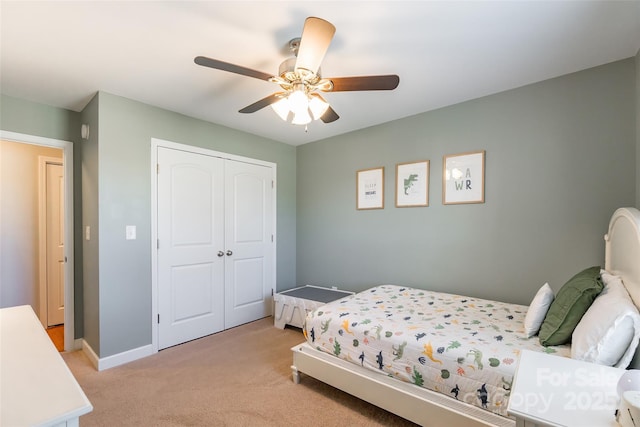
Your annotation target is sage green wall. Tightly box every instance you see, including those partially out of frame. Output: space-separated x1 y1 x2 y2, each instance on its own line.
297 59 636 305
92 92 296 357
80 94 99 353
0 94 84 338
0 94 78 140
636 49 640 208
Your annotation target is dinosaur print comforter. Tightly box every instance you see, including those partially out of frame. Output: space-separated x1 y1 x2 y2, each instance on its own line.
303 284 570 417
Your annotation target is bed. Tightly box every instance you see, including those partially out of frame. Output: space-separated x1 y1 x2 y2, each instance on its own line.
290 207 640 427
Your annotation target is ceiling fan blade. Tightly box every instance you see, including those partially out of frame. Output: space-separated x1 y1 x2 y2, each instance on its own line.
295 17 336 75
194 56 273 81
238 93 282 113
327 75 400 92
320 106 339 123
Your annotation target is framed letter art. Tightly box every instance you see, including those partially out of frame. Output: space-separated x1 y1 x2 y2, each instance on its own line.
443 150 485 205
395 160 429 207
356 167 384 210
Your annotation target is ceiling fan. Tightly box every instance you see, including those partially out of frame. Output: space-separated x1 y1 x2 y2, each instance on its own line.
194 17 399 126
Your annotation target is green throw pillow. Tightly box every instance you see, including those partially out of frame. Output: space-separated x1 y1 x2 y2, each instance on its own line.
538 266 603 346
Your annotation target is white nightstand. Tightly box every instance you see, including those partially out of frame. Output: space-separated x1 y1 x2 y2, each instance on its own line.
508 350 624 427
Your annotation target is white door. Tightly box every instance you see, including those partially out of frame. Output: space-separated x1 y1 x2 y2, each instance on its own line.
46 162 65 326
157 147 225 349
224 160 274 328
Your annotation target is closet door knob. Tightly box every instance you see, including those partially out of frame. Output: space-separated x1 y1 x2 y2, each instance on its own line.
217 251 224 257
226 250 233 256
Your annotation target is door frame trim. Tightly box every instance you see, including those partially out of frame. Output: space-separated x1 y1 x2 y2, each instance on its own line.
150 138 277 353
38 156 64 327
1 130 75 351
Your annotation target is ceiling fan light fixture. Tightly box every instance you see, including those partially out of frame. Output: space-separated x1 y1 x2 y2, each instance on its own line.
288 88 309 116
270 97 291 121
291 108 312 125
308 94 330 120
272 90 327 126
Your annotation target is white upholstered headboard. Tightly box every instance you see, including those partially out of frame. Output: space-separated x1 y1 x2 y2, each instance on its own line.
604 207 640 369
605 207 640 308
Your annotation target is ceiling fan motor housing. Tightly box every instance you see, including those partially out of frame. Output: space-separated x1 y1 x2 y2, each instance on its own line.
278 57 321 85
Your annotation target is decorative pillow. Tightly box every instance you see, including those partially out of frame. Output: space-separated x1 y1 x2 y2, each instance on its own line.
523 283 554 338
538 266 603 346
572 272 640 368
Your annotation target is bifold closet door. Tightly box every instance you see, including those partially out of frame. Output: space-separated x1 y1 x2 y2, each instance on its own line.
157 147 225 350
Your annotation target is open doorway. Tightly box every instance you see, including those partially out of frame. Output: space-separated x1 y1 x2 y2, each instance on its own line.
0 131 75 351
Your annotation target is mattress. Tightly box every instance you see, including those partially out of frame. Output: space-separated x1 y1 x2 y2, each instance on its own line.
303 284 571 417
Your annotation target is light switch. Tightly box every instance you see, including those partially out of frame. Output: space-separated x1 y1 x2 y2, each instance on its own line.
85 226 90 240
126 225 136 240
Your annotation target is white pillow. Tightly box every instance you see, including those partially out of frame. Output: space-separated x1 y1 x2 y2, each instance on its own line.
523 283 554 338
571 272 640 368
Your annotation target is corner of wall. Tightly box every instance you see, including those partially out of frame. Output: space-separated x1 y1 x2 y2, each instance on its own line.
82 338 154 371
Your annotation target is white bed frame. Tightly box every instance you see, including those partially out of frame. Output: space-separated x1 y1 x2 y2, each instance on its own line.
291 207 640 427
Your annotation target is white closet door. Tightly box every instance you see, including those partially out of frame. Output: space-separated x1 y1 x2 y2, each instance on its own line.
46 162 65 327
224 160 274 329
157 147 225 349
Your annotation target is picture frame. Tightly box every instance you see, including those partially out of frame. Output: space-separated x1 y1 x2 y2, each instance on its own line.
395 160 429 207
443 150 485 205
356 167 384 210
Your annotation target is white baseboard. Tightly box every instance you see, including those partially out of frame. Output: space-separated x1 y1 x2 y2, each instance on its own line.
81 340 99 369
82 340 154 371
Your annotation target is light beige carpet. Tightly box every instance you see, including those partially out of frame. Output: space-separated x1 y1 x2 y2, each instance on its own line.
63 317 419 426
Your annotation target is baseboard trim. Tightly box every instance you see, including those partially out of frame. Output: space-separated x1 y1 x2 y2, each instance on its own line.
81 340 99 369
82 340 154 371
73 338 83 351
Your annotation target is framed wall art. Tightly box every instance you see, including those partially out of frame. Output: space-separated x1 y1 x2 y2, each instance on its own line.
356 167 384 210
443 150 485 205
395 160 429 207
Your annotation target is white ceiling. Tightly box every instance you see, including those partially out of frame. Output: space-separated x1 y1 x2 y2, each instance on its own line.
1 1 639 146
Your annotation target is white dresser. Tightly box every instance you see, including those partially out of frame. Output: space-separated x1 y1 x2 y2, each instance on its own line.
0 305 92 426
